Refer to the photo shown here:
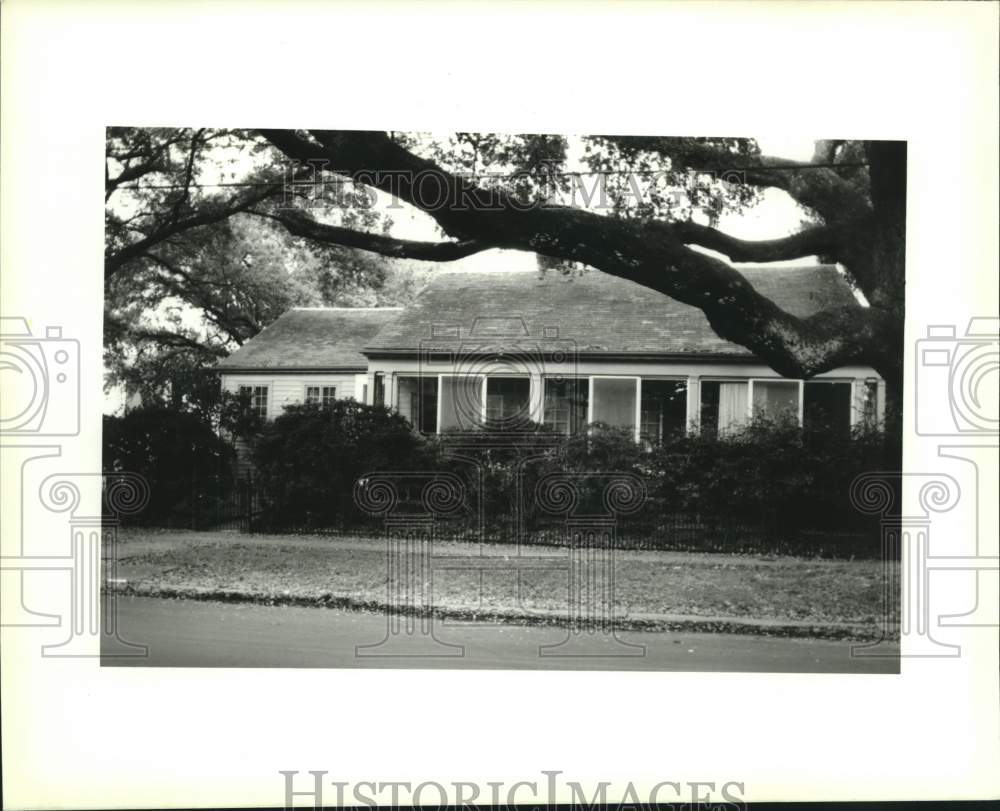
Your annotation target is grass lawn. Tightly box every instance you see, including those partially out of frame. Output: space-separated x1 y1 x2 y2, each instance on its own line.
110 528 893 633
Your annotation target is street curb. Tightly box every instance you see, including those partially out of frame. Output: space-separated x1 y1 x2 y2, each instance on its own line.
105 582 894 642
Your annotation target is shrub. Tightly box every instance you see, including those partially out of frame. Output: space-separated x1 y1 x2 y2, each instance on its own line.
427 419 563 534
529 423 651 523
245 407 894 556
102 406 235 525
251 400 431 528
426 422 650 534
649 414 894 546
549 422 648 473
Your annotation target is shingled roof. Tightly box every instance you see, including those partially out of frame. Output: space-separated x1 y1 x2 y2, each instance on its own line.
215 307 403 371
363 265 861 358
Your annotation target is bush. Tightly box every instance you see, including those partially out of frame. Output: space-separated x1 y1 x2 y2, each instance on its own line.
103 406 235 525
426 419 564 534
649 415 895 546
245 407 896 557
423 422 650 534
549 422 648 473
530 423 650 523
251 400 431 529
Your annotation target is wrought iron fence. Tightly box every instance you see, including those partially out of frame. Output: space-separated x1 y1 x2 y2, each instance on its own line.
113 473 882 558
112 475 260 532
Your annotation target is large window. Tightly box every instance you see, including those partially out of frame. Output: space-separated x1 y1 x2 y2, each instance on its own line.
700 378 859 437
396 376 438 434
699 380 748 438
544 378 589 435
752 380 800 423
440 375 484 431
591 378 637 433
305 385 337 407
640 379 687 445
238 385 268 419
390 372 870 440
803 380 853 434
486 377 531 425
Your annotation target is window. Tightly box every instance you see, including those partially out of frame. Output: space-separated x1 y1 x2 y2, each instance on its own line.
544 377 589 435
803 380 853 434
238 385 268 419
486 377 530 425
640 379 687 445
373 373 385 407
592 378 637 433
440 375 484 431
699 380 748 438
396 376 438 433
305 385 337 406
752 380 800 423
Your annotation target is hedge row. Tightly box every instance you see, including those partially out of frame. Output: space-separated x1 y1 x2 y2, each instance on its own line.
249 402 898 555
105 402 899 556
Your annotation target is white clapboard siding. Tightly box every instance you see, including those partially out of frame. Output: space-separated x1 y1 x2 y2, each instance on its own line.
220 372 365 478
220 373 359 420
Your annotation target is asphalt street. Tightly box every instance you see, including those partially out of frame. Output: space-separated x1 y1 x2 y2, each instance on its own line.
102 596 899 672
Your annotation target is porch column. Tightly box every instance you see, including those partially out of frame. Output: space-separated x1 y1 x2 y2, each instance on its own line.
529 370 544 424
686 375 699 434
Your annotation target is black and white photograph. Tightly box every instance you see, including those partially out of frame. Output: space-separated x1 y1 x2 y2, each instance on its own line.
100 128 906 672
2 1 998 808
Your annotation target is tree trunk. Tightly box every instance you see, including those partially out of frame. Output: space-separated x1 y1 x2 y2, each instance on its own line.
863 141 907 462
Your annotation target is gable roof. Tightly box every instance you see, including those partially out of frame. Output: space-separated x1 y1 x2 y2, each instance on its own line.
215 307 403 372
363 265 860 358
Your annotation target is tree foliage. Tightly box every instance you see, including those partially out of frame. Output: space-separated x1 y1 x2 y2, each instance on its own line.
105 128 438 406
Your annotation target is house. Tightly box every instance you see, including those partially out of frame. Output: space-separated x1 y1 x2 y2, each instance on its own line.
215 266 884 445
214 306 403 418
